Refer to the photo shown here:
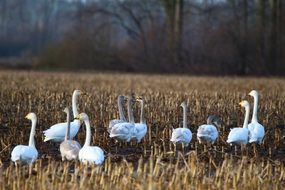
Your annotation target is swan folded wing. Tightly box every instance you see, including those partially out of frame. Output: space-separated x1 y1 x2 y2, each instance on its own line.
109 122 134 140
171 128 191 144
248 122 265 144
227 128 249 144
197 125 218 141
108 119 125 132
134 123 147 142
79 146 104 165
11 145 38 164
44 121 80 142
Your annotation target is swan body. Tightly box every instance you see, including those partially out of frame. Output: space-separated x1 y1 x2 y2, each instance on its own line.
227 100 250 145
170 128 192 146
109 95 136 142
60 107 81 161
11 113 38 165
197 115 220 144
44 90 85 142
108 95 127 132
133 96 147 143
248 90 265 144
170 101 192 146
76 113 104 165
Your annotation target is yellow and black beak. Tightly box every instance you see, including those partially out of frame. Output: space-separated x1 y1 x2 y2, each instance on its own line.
81 91 88 96
74 115 80 120
135 95 142 101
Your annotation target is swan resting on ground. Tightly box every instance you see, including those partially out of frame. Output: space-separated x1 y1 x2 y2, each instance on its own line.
11 113 38 165
197 115 221 144
43 90 85 142
75 113 104 165
60 107 81 161
109 95 136 142
133 95 147 143
248 90 265 144
108 95 127 133
170 101 192 146
227 100 250 145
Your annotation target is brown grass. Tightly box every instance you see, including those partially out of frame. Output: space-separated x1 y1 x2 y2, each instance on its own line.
0 71 285 189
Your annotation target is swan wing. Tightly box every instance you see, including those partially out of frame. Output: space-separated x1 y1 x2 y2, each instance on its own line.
248 122 265 144
227 128 249 144
134 123 147 142
43 120 80 142
108 119 125 132
109 122 134 141
11 145 38 164
197 124 218 142
79 146 105 165
60 140 81 160
171 128 192 144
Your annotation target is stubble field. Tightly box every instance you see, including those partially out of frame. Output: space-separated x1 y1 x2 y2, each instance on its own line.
0 71 285 189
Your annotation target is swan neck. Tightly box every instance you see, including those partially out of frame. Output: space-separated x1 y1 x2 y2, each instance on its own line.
182 105 187 128
140 100 145 124
84 119 91 147
118 98 126 121
252 94 258 123
65 111 71 141
72 92 79 118
243 105 250 128
28 117 37 147
127 99 134 124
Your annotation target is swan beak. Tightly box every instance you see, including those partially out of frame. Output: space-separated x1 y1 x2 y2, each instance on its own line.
81 91 87 95
74 115 80 120
135 96 142 101
25 115 29 119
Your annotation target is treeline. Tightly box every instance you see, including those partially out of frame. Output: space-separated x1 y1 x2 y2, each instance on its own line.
0 0 284 75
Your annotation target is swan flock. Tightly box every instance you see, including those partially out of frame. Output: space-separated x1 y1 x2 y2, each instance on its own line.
10 89 265 165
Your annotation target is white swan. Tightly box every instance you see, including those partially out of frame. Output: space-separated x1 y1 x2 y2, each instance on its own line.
59 107 81 161
133 96 147 143
43 90 85 142
108 95 127 132
170 101 192 146
248 90 265 144
11 113 38 165
75 113 105 165
227 100 250 145
197 115 221 144
109 95 136 142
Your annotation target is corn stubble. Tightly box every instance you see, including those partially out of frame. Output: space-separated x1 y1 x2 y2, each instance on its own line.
0 71 285 189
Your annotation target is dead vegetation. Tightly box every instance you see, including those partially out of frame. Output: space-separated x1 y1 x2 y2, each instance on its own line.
0 71 285 189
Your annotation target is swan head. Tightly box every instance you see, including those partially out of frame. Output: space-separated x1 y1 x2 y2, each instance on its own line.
73 90 87 96
25 113 37 120
249 90 258 97
180 101 187 108
63 107 70 114
207 115 221 127
74 113 89 121
135 95 144 102
239 100 249 108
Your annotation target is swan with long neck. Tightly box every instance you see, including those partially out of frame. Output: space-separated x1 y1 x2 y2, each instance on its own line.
43 90 85 142
133 96 147 143
59 107 81 161
248 90 265 144
75 113 104 165
11 113 38 165
227 100 250 145
197 115 221 144
109 95 136 142
108 95 127 132
170 101 192 146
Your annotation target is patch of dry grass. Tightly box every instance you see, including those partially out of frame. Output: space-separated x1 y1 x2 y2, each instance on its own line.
0 71 285 189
